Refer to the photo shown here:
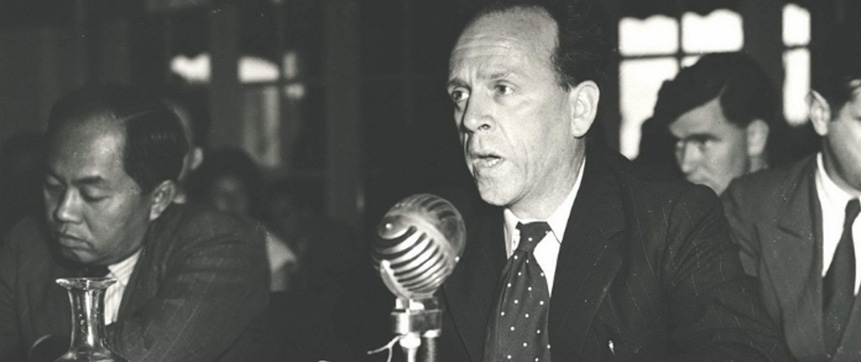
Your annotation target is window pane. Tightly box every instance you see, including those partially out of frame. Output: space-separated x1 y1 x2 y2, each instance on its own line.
681 55 700 67
240 56 280 83
619 58 679 159
783 4 810 46
171 53 210 84
784 49 810 125
170 54 282 84
682 9 743 53
619 15 679 56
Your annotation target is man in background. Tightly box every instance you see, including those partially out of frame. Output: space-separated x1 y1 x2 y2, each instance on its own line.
655 52 788 195
723 38 861 361
0 84 270 362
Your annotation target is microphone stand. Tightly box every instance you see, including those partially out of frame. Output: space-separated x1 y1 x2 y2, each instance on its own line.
391 297 441 362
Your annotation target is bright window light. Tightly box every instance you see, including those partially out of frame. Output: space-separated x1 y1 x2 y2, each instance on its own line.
170 54 210 84
619 15 679 56
619 58 679 159
783 49 810 125
682 9 743 53
783 4 811 46
170 54 280 83
681 55 700 68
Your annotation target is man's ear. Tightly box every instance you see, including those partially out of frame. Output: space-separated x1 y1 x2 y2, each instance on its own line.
567 80 600 138
148 180 177 221
745 119 769 159
808 90 831 136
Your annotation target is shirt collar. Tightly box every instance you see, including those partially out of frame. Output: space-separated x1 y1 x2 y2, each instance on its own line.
816 153 857 210
504 157 586 250
107 248 141 282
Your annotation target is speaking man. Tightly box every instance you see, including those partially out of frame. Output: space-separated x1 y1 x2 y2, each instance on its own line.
437 0 790 361
0 85 270 362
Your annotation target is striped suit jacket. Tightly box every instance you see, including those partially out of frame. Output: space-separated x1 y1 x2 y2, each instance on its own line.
437 147 792 361
0 204 270 362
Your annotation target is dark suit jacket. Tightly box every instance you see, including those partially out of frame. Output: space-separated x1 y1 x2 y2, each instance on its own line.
0 204 271 362
724 155 861 361
438 147 791 361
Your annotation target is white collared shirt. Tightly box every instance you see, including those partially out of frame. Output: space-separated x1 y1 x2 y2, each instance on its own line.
104 249 141 325
816 153 861 294
503 158 586 296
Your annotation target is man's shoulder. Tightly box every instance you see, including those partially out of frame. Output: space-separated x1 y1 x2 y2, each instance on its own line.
594 147 707 204
726 155 816 205
149 204 264 247
730 156 816 192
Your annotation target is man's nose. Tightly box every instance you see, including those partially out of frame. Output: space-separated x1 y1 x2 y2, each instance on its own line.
460 94 492 134
53 190 82 224
676 142 702 174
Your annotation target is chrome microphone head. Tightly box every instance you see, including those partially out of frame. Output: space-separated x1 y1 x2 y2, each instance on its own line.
372 194 466 301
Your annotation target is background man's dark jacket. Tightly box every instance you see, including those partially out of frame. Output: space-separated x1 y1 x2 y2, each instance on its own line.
438 147 792 361
724 155 861 361
0 204 270 362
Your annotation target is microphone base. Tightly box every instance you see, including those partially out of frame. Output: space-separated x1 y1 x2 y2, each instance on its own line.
392 297 442 335
392 297 442 362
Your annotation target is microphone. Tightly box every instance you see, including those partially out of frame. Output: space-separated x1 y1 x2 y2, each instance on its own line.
372 193 466 300
370 194 466 362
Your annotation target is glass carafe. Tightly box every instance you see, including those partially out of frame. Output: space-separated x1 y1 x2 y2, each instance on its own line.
54 277 128 362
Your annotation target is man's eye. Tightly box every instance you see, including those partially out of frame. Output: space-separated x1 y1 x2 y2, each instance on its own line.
44 180 62 192
494 84 513 95
81 191 106 203
450 89 469 103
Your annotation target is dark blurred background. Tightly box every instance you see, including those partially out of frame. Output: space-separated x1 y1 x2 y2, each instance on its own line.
2 0 859 235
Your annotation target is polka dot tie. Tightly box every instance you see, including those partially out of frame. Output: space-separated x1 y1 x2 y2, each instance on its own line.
483 222 552 362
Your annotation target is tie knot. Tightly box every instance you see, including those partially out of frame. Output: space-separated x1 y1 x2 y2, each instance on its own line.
516 222 551 253
846 199 861 228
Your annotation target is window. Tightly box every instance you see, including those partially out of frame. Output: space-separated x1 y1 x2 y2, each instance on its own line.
618 9 744 159
167 1 325 173
782 3 811 125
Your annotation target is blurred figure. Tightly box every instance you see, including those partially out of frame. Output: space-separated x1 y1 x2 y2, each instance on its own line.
190 147 296 292
655 52 789 195
156 88 209 204
265 178 379 361
0 132 46 239
723 35 861 361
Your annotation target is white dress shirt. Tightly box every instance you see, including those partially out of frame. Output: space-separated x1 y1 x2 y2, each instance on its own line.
503 158 586 296
104 249 141 325
815 153 861 294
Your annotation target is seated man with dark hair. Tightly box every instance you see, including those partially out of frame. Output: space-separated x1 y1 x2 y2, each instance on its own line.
0 85 270 362
655 52 790 195
723 36 861 361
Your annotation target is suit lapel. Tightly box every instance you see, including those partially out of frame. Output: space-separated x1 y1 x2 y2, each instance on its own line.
442 203 506 361
548 155 624 356
764 161 828 359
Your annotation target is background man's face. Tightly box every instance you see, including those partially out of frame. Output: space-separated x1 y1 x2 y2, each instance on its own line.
823 88 861 194
44 118 152 265
447 8 578 214
669 98 750 194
